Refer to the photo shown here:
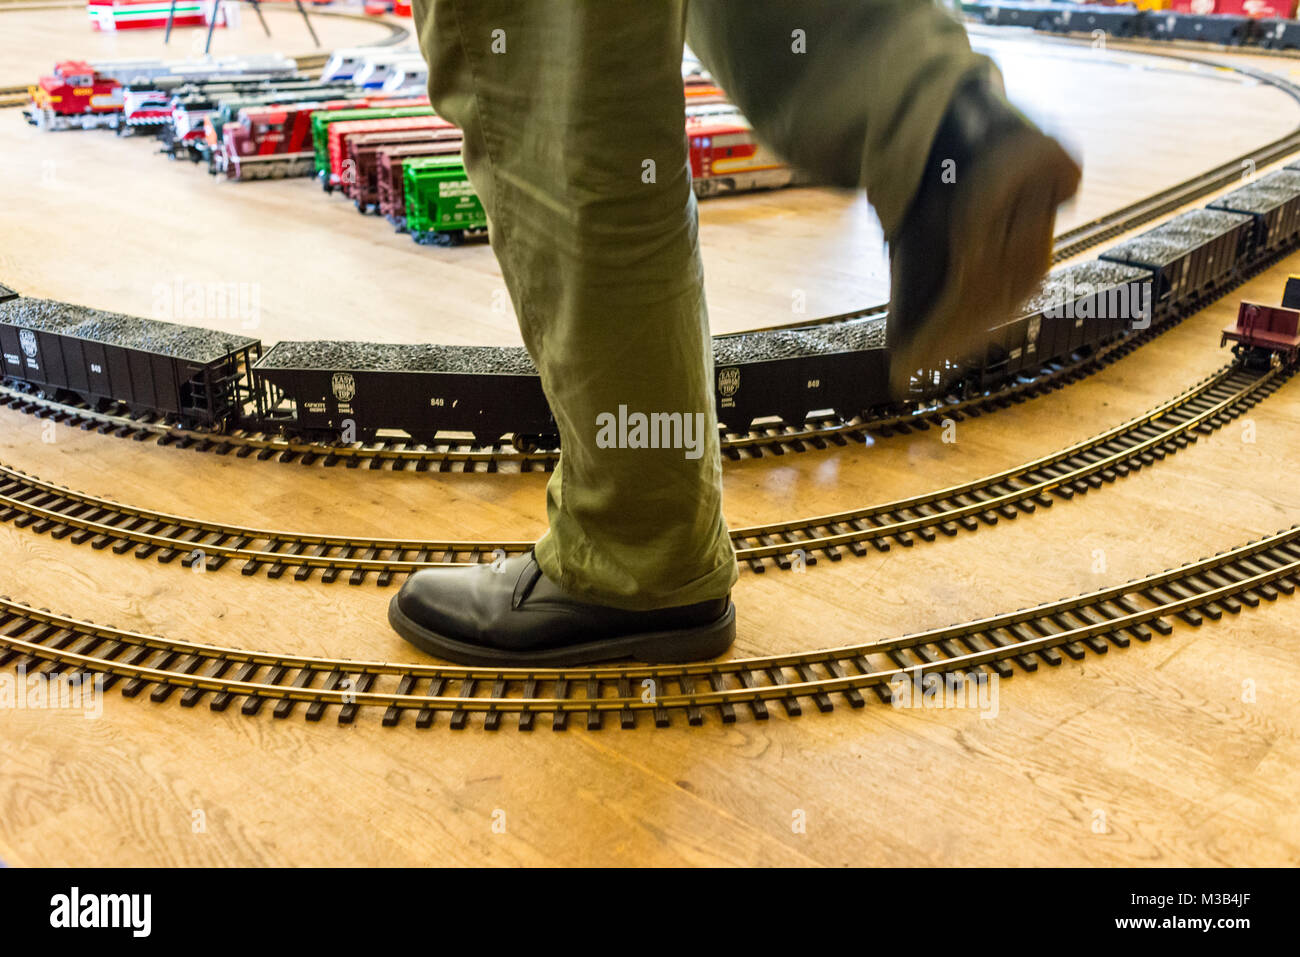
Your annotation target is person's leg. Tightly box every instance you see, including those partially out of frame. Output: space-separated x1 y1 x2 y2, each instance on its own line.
687 0 986 234
686 1 1080 392
399 2 735 642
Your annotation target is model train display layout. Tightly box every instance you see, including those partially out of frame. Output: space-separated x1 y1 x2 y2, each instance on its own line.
3 173 1291 453
20 50 801 251
5 4 1300 874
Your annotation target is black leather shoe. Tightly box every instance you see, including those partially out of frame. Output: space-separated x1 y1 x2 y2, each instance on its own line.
888 70 1081 398
388 551 736 666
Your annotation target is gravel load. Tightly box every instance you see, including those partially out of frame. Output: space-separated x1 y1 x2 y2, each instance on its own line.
0 297 259 363
0 283 16 304
711 316 888 365
1211 183 1298 214
1054 261 1150 286
1156 208 1250 239
1101 234 1193 266
256 340 539 376
1018 261 1149 317
0 297 83 334
1260 168 1300 191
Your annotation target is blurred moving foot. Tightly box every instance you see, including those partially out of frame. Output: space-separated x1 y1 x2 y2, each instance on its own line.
389 551 736 666
887 70 1081 398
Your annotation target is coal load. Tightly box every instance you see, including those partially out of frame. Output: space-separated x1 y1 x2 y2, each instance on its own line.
0 297 83 334
1100 233 1191 267
0 297 258 364
255 340 539 376
1259 168 1300 192
1154 208 1250 240
1054 261 1149 288
1019 261 1148 316
1211 182 1297 214
711 316 888 366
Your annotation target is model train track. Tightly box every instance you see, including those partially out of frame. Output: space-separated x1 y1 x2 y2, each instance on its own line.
0 7 408 108
1048 51 1300 263
0 360 1285 582
0 244 1264 471
703 36 1300 338
1 29 1297 469
3 522 1298 730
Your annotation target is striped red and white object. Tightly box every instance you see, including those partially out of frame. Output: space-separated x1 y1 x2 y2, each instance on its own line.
86 0 234 32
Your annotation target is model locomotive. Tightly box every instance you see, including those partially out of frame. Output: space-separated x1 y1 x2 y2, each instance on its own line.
25 48 812 251
6 166 1299 451
24 55 298 131
26 61 124 131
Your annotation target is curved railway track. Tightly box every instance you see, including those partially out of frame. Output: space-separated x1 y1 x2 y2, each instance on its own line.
3 522 1298 729
2 23 1298 734
3 30 1300 468
1 360 1288 581
0 259 1270 472
0 4 410 107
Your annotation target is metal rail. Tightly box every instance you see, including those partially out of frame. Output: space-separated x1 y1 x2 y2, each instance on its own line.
0 361 1286 581
0 262 1254 472
3 521 1297 728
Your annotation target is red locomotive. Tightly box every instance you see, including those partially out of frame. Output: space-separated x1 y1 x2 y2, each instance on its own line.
26 61 124 131
686 115 807 198
216 95 429 180
1222 275 1300 367
218 99 356 180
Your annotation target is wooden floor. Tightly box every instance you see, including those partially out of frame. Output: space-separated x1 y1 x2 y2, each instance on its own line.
0 1 406 81
1 18 1299 866
1 25 1297 344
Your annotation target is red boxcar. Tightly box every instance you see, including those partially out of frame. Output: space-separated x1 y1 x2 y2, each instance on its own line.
344 128 464 210
326 113 453 188
376 141 469 223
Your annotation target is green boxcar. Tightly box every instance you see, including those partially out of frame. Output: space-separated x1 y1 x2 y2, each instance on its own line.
404 156 487 243
310 105 435 180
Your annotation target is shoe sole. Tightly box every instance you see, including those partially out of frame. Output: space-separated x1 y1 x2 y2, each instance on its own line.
889 131 1081 399
387 596 738 667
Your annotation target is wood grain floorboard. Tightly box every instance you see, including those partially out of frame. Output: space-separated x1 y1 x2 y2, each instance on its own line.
1 21 1298 866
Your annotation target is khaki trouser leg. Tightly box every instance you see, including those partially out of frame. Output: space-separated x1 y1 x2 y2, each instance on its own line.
686 0 994 235
411 0 737 611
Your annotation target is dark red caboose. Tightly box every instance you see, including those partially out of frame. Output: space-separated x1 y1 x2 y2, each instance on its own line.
1222 278 1300 368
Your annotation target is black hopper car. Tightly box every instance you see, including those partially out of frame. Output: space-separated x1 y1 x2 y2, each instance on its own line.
253 341 557 450
0 298 260 430
4 169 1300 449
1256 18 1300 50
